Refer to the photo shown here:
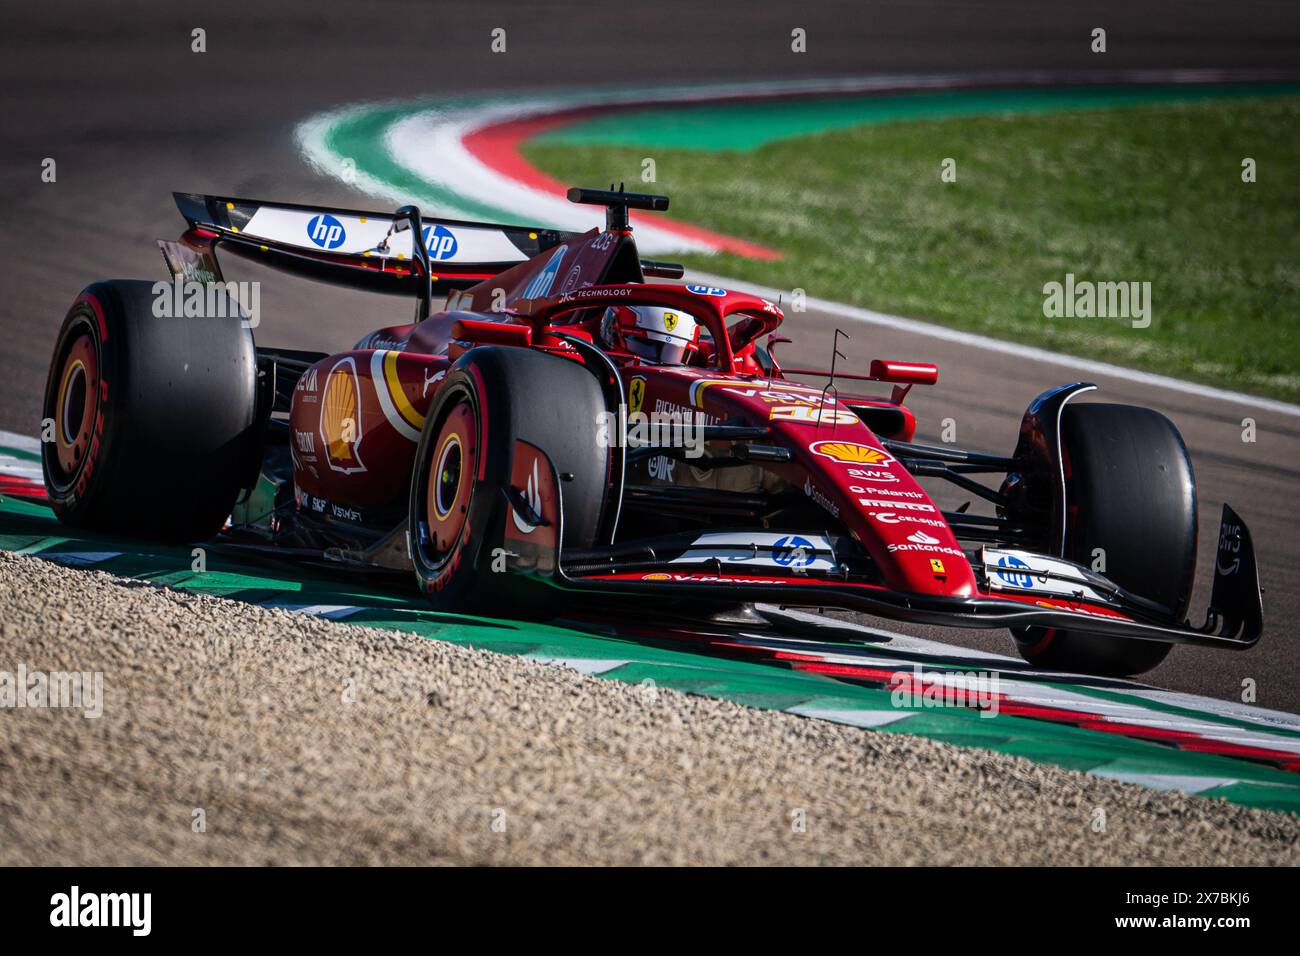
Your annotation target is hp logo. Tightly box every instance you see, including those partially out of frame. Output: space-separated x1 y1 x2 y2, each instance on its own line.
422 224 459 261
772 535 815 568
994 555 1034 590
307 214 346 250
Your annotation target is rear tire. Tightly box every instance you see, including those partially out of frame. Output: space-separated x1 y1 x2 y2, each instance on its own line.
41 280 260 543
409 346 610 613
1012 403 1197 676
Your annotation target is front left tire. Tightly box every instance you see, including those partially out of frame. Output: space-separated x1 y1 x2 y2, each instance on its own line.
408 345 611 613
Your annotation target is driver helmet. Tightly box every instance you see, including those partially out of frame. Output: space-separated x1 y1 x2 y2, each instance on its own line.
600 305 700 365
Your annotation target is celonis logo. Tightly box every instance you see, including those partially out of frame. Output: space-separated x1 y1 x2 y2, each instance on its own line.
810 440 894 465
320 357 365 474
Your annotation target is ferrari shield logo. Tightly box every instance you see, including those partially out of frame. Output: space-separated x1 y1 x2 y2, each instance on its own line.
930 559 946 574
320 357 366 474
628 376 647 413
663 311 679 332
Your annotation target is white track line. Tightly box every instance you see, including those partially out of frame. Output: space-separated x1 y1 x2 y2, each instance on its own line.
0 430 40 454
1091 771 1241 794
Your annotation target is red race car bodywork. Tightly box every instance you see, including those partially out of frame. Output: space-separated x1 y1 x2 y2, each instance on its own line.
39 187 1264 676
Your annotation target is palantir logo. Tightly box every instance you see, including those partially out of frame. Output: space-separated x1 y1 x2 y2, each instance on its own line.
307 213 346 250
422 224 459 261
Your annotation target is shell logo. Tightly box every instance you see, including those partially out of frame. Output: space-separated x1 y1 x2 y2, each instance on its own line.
642 573 672 581
320 357 366 474
809 440 894 466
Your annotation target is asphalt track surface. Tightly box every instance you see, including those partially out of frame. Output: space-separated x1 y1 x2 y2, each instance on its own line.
1 1 1297 708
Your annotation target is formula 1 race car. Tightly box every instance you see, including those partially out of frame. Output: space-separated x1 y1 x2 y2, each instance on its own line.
40 187 1263 676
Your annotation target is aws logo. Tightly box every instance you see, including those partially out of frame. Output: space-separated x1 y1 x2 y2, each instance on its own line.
319 357 365 474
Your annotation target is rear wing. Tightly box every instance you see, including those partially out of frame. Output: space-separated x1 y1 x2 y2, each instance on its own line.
170 192 579 297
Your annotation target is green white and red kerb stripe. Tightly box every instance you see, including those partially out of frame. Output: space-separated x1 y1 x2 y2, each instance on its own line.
0 431 44 498
297 69 1258 260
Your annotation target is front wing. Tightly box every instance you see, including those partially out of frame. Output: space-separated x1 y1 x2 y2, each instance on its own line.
505 441 1263 652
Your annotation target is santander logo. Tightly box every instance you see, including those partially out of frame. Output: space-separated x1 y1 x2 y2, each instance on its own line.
906 530 940 545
